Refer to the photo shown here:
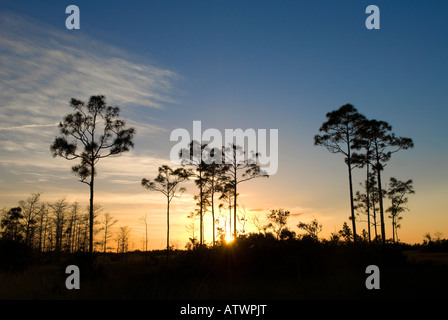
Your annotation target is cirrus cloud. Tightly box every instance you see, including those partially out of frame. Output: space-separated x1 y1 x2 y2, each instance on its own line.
0 12 179 128
0 12 180 204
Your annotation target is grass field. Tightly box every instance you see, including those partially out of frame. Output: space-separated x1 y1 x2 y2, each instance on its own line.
1 239 448 300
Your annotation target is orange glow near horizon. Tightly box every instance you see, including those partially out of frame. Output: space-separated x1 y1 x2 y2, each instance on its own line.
225 234 234 244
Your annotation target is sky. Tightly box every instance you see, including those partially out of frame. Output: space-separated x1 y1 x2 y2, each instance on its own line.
0 0 447 249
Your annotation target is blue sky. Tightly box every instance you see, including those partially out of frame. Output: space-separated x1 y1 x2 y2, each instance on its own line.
0 1 447 248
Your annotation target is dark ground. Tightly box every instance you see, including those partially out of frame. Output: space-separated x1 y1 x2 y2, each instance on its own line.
1 237 448 301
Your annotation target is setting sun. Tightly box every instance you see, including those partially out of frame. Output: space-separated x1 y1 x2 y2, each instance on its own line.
225 234 234 244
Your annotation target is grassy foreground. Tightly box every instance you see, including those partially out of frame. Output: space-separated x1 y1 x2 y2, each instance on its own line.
1 238 448 300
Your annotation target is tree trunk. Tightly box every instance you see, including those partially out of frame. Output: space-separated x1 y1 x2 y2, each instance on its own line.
233 182 237 239
233 147 237 239
391 215 395 243
104 223 107 253
376 159 386 245
38 212 44 252
395 222 399 243
167 196 170 252
373 200 378 240
366 165 371 243
347 158 357 243
228 197 232 239
42 216 48 252
89 164 94 254
199 172 203 246
345 131 357 243
211 178 215 247
145 218 148 252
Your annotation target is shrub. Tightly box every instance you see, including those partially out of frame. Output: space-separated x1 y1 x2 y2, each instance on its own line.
0 239 33 272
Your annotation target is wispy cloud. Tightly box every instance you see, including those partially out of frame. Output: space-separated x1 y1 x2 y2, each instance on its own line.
0 123 59 131
0 12 179 129
0 12 180 208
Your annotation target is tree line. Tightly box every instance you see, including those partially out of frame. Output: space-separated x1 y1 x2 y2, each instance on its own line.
142 142 267 252
0 193 131 253
145 103 417 248
48 97 416 250
46 94 267 253
2 96 417 255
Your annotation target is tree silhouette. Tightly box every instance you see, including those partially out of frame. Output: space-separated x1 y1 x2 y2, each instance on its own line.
223 144 267 239
48 199 69 253
179 141 209 246
66 202 81 253
339 222 353 243
185 211 199 249
264 209 291 240
386 178 414 242
19 193 45 247
217 178 236 239
35 205 48 252
353 172 383 243
202 148 229 246
351 122 377 243
141 165 191 252
116 225 130 254
314 104 366 242
0 207 23 242
297 219 323 241
179 142 231 246
50 95 135 254
355 119 414 244
102 212 118 253
0 195 103 253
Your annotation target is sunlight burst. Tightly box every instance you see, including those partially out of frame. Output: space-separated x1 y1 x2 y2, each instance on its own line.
225 234 234 244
